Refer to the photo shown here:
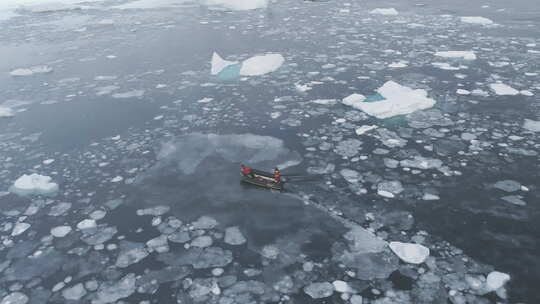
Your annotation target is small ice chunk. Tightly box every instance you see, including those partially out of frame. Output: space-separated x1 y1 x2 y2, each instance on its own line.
42 159 55 165
11 222 31 236
10 65 53 76
239 54 284 76
191 235 213 248
304 282 334 298
489 83 519 96
94 273 136 304
224 226 246 245
344 81 436 119
369 8 398 15
0 106 15 118
523 119 540 132
388 62 408 68
486 271 510 291
112 90 145 99
111 176 124 183
0 292 28 304
332 280 353 293
51 226 72 237
192 216 218 229
460 16 494 25
10 174 59 197
342 93 366 108
77 219 97 230
211 52 238 75
197 97 214 103
205 0 268 10
389 242 430 264
62 283 87 301
435 51 476 60
493 180 521 192
355 125 377 135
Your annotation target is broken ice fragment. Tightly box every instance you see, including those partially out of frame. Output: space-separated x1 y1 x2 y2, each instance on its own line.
523 119 540 132
224 226 246 245
62 283 86 301
369 8 398 15
239 54 284 76
355 125 378 135
343 81 436 119
1 292 28 304
51 226 72 237
0 106 15 118
192 215 218 229
493 180 521 192
10 174 59 197
460 16 494 25
389 242 430 264
486 271 510 292
211 52 239 75
205 0 268 10
77 219 97 230
489 83 519 96
11 222 31 236
10 65 53 76
435 51 476 60
342 93 366 108
304 282 334 299
94 273 136 304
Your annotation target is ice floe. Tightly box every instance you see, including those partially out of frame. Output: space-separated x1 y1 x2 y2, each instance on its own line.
343 81 436 119
460 16 494 25
489 83 519 96
304 282 334 299
523 119 540 132
369 8 398 16
9 65 52 76
51 225 72 237
389 242 430 264
205 0 268 10
224 226 247 245
355 125 378 135
435 51 476 60
0 106 15 118
486 271 510 291
211 52 238 75
0 292 28 304
10 174 59 196
239 54 284 76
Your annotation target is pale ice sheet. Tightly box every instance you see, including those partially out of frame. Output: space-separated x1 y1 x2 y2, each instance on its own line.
344 81 436 119
239 54 284 76
435 51 476 60
9 173 59 197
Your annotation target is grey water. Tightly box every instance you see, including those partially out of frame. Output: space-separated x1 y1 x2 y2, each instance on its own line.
0 0 539 303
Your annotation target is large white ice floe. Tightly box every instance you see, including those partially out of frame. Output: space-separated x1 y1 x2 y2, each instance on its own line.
369 8 398 16
0 106 15 118
435 51 476 60
51 225 72 237
211 52 238 75
489 83 519 96
523 119 540 132
460 16 494 25
486 271 510 291
239 53 284 76
9 65 53 76
344 81 436 119
389 241 430 264
205 0 268 10
10 173 59 196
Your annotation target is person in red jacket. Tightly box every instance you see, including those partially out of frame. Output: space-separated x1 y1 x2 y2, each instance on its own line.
241 164 254 178
273 167 281 183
